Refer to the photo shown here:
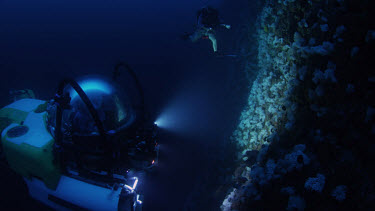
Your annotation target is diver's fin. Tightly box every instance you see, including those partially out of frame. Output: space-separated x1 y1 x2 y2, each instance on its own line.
214 52 238 58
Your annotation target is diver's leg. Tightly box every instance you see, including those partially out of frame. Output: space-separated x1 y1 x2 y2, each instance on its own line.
208 33 217 52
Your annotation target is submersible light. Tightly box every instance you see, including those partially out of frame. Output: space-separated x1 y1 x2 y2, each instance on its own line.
154 91 200 133
153 115 171 129
136 195 142 205
124 177 139 192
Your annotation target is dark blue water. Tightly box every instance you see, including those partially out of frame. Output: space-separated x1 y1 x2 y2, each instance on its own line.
0 0 252 210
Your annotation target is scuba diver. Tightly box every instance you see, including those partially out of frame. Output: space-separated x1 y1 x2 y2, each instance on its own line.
0 63 159 211
183 6 231 53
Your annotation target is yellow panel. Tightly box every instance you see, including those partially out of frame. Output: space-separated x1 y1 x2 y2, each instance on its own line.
1 111 61 190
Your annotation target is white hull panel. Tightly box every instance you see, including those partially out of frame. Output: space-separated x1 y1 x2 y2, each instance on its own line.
24 176 122 211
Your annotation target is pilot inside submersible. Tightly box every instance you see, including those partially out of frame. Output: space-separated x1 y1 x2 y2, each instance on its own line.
0 63 159 211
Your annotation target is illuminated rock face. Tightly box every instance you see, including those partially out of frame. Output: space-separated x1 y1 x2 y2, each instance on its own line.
222 0 375 210
231 4 299 156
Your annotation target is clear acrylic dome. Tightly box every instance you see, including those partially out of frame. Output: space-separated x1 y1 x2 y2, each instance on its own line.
65 77 135 135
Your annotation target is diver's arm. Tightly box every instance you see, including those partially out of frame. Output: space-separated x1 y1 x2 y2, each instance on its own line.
189 30 202 42
220 23 231 29
218 16 231 29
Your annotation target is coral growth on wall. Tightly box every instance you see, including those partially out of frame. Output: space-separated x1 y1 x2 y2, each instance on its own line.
222 0 375 210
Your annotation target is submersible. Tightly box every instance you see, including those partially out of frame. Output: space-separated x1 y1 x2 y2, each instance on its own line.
0 64 159 210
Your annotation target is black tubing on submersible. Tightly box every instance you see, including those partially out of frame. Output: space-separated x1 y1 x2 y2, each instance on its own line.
113 62 145 122
55 79 106 147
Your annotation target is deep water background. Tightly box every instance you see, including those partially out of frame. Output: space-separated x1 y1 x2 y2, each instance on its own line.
0 0 254 210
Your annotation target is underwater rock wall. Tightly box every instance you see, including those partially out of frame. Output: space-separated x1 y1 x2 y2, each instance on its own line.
231 4 298 154
222 0 375 210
